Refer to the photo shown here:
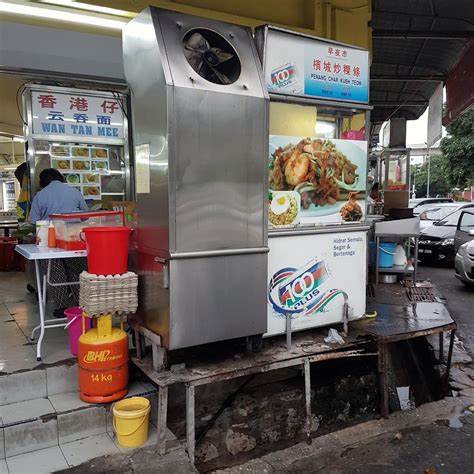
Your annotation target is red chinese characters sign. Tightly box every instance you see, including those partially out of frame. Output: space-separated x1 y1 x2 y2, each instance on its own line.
31 89 125 139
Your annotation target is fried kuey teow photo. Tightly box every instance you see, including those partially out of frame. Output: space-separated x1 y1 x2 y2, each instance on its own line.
269 138 359 209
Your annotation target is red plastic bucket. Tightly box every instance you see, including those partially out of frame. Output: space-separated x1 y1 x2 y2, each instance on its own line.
64 307 91 356
83 227 131 275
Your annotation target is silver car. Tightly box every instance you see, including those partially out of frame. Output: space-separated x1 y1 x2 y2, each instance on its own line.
455 239 474 287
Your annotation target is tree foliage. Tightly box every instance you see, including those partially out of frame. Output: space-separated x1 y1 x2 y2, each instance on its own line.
440 109 474 188
411 154 450 197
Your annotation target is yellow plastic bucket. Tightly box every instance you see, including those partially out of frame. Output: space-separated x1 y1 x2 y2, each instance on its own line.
113 397 150 448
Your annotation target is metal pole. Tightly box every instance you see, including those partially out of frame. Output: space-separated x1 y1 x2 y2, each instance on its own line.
426 145 431 197
157 386 168 456
304 359 312 445
186 385 196 464
444 329 456 395
286 313 292 351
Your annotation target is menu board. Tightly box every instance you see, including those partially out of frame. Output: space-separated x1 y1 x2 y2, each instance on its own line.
49 144 110 200
31 90 125 140
268 136 367 227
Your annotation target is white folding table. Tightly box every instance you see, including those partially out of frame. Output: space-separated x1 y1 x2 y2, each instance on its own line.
15 244 87 361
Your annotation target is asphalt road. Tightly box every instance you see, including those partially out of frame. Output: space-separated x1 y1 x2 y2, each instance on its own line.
418 263 474 357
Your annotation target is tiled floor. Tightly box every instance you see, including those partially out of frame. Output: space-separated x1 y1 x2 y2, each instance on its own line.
0 272 73 374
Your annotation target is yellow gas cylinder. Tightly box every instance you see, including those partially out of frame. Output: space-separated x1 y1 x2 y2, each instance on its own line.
78 313 129 403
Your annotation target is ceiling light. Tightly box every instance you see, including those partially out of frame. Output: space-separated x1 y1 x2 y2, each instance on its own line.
40 0 135 18
0 2 128 29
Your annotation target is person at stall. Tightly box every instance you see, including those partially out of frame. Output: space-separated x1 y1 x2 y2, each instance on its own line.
14 162 30 223
29 168 88 317
29 169 88 223
368 182 381 204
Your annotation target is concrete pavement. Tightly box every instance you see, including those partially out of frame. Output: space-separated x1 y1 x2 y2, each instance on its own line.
217 264 474 473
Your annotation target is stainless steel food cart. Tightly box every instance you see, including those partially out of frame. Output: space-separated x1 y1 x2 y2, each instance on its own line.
123 7 269 350
255 26 371 339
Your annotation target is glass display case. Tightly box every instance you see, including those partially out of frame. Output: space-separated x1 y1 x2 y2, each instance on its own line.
381 148 410 192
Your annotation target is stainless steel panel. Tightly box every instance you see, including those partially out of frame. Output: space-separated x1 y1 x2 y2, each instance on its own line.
169 253 267 349
173 88 267 252
123 10 171 255
134 250 171 348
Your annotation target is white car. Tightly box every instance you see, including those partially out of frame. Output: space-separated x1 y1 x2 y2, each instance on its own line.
455 239 474 287
417 202 467 229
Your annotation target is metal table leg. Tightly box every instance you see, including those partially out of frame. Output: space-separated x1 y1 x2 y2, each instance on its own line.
286 313 292 351
444 329 456 395
186 384 195 464
32 260 46 361
30 259 68 360
304 358 312 445
157 386 168 456
413 237 419 285
375 236 380 285
439 332 444 364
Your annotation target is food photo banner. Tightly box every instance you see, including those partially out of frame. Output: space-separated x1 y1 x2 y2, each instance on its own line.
31 90 125 139
268 136 367 227
263 29 369 103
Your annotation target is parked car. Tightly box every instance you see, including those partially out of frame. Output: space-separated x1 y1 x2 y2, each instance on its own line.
418 204 474 264
455 239 474 287
409 197 453 215
418 202 467 230
454 208 474 254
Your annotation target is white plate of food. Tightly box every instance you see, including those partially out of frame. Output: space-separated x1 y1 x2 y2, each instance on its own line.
71 146 90 158
268 191 300 227
269 136 367 217
65 173 80 185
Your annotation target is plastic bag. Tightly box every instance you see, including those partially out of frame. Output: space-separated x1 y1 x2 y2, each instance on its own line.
324 328 345 345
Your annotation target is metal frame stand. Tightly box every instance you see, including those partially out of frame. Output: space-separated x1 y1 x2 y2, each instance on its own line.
31 259 80 361
134 336 375 463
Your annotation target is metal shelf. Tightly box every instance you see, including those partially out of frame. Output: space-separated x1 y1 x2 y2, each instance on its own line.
375 235 419 284
378 265 415 274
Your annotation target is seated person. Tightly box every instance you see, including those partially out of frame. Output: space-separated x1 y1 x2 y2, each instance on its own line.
29 168 88 317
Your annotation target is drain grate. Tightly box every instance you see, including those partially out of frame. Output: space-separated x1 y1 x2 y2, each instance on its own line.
406 285 438 302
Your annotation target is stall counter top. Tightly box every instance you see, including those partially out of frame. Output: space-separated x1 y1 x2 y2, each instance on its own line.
269 224 370 237
15 244 87 260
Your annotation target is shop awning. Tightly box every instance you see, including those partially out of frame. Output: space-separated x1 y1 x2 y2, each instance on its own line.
370 0 473 124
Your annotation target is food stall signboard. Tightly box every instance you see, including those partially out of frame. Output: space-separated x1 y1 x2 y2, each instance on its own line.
31 91 125 139
266 231 366 336
263 29 369 103
268 136 367 226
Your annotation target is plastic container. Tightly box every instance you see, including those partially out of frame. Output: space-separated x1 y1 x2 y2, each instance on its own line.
50 211 125 251
378 242 397 268
83 226 131 275
0 237 18 271
48 221 57 248
64 307 91 356
113 397 150 448
35 220 49 247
